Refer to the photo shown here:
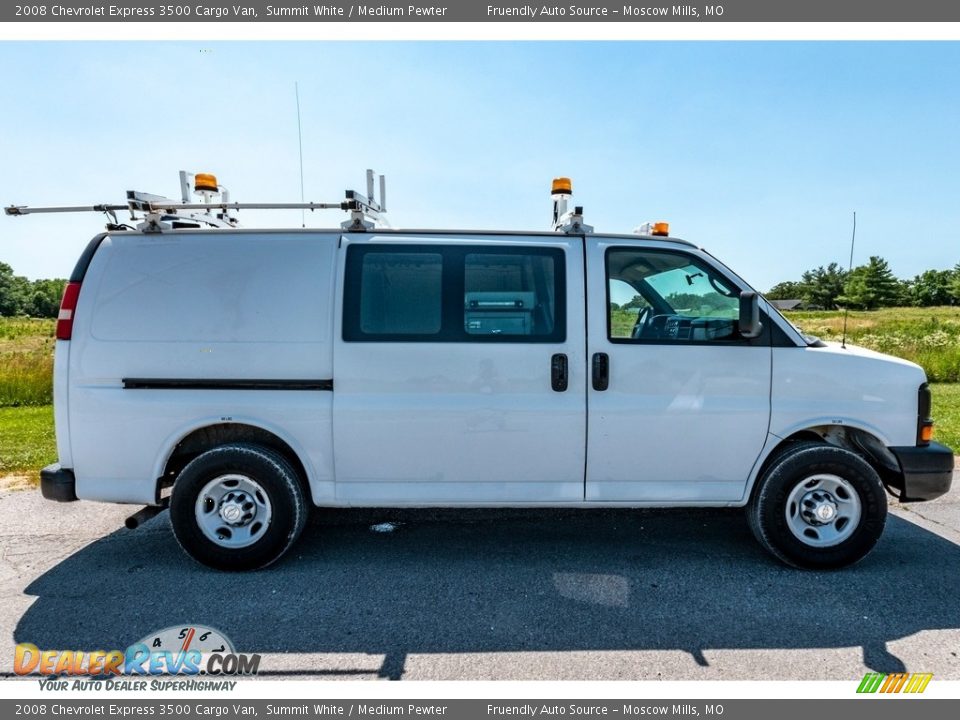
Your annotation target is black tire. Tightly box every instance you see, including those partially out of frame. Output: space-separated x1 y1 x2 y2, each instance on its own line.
747 441 887 570
170 443 307 571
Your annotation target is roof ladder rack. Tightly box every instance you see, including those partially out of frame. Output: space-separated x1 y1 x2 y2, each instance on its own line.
5 169 388 233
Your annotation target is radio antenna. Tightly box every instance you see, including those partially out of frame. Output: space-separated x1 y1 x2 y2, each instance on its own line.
295 82 306 228
841 210 856 349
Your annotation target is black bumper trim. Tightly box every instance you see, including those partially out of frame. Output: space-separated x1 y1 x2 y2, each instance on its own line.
40 463 77 502
889 442 954 502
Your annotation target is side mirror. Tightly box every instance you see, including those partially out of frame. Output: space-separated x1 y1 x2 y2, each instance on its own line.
738 291 763 339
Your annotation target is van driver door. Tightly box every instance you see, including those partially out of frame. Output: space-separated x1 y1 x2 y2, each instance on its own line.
585 240 771 503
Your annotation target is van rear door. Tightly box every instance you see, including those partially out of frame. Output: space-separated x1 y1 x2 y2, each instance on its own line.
332 234 587 504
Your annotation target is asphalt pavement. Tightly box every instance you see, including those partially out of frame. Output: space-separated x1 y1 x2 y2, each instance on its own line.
1 474 958 681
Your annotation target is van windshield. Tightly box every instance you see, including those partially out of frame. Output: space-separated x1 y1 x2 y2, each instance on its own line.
643 262 739 317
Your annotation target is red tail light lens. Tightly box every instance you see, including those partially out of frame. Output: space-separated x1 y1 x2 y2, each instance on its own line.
56 282 81 340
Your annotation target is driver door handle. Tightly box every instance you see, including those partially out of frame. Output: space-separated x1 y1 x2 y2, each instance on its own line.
551 353 568 392
592 352 609 391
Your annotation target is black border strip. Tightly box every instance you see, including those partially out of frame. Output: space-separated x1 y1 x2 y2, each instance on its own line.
70 233 107 283
343 243 567 344
123 378 333 391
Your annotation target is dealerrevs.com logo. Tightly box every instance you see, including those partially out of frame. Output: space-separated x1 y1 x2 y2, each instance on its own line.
857 672 933 694
14 625 260 691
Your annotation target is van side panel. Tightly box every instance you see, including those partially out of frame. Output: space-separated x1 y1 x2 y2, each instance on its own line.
68 232 336 504
770 345 924 448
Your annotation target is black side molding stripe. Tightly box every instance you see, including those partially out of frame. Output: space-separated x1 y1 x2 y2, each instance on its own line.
123 378 333 391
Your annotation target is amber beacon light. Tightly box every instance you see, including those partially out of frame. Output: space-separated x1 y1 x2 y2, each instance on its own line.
194 173 219 193
551 177 572 195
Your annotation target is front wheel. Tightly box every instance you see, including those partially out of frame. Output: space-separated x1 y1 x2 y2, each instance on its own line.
170 443 308 571
747 442 887 569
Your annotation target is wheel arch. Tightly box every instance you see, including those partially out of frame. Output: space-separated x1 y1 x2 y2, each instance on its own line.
154 420 312 504
745 423 901 504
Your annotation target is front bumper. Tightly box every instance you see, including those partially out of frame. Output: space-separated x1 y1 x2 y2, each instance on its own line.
889 442 954 501
40 463 77 502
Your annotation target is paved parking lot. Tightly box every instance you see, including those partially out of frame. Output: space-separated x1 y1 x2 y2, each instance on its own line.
1 476 958 681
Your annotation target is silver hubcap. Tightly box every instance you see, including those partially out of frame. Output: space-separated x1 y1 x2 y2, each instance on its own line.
195 474 272 549
785 473 861 547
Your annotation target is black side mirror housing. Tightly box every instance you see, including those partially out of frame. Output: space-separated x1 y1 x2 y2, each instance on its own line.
738 291 763 339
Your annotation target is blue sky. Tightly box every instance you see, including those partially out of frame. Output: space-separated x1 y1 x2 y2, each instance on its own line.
1 41 958 291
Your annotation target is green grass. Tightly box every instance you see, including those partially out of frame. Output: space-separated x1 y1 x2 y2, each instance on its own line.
0 317 55 342
0 317 55 407
0 405 55 475
0 349 54 406
931 384 960 451
784 306 960 383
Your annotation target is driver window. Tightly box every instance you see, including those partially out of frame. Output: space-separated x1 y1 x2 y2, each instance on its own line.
606 248 744 343
609 278 651 339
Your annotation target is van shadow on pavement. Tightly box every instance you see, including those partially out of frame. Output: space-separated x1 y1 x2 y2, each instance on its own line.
13 507 960 680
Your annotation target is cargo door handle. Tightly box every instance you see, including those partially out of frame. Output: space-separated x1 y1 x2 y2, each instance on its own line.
551 353 568 392
592 352 609 391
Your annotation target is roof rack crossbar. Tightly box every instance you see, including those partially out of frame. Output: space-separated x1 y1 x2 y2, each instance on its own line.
4 169 388 232
5 204 128 216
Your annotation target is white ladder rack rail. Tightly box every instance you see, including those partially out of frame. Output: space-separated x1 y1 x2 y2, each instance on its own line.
4 169 388 232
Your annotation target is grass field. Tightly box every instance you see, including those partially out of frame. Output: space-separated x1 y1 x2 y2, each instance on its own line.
931 384 960 451
1 317 57 477
0 311 957 480
784 306 960 383
0 405 55 475
0 317 55 407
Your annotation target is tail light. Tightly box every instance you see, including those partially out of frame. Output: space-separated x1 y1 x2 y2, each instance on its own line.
56 282 81 340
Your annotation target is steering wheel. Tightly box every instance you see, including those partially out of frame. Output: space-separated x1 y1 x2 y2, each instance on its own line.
631 307 652 339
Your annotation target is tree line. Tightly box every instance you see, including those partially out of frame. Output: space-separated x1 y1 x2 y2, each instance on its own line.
0 262 66 318
766 257 960 310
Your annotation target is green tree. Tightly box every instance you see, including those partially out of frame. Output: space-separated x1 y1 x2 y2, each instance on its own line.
909 268 955 307
800 263 848 309
0 262 31 316
765 280 804 300
25 278 67 318
949 262 960 304
0 263 66 318
838 256 904 310
623 295 647 310
665 291 729 314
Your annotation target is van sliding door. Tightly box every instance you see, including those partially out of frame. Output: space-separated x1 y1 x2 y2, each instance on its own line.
332 234 588 504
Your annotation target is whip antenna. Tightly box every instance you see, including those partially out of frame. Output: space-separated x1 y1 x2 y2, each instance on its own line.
841 211 856 349
295 82 305 228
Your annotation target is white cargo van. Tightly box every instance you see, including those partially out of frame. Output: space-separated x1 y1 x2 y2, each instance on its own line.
8 172 953 571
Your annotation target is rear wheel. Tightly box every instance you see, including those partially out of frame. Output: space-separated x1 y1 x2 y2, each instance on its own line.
747 442 887 569
170 443 307 571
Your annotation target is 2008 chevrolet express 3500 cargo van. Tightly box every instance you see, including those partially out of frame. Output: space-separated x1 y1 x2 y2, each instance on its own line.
10 173 953 571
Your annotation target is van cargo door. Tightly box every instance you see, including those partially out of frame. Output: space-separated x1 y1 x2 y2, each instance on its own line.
332 234 587 504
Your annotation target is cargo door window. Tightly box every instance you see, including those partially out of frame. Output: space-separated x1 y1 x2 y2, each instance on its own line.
464 252 558 338
343 244 565 343
359 252 442 335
